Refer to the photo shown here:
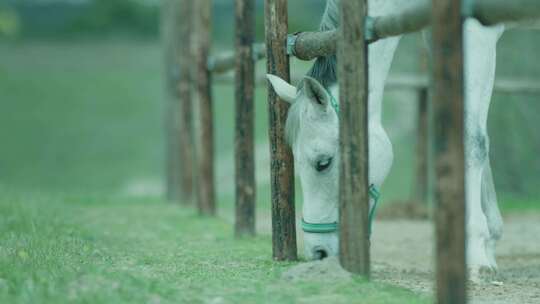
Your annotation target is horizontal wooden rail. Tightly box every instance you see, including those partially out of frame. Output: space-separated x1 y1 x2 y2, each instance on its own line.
214 73 540 95
473 0 540 26
511 19 540 30
208 43 265 74
288 0 540 60
387 75 540 95
207 12 539 73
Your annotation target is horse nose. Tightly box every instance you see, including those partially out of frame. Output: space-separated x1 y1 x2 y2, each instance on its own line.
313 247 329 260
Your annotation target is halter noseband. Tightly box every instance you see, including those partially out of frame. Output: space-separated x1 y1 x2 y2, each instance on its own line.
301 184 381 235
301 88 382 236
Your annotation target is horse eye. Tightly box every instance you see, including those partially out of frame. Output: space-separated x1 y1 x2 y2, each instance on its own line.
315 157 333 172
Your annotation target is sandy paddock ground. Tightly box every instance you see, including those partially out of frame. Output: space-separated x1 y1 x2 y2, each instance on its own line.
371 214 540 303
255 212 540 303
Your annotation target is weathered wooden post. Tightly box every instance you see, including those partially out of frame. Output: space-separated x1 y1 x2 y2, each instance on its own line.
162 0 194 203
195 0 216 215
162 0 179 201
234 0 256 236
338 0 370 275
414 87 429 204
432 0 467 303
178 0 196 204
264 0 297 261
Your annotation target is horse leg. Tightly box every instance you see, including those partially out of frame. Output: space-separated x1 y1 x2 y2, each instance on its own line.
367 36 401 211
481 158 503 270
463 19 504 282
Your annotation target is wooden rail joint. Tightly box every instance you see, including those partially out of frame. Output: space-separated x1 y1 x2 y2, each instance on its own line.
286 30 338 60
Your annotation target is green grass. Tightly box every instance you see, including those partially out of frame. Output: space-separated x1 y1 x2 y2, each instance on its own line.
0 190 429 304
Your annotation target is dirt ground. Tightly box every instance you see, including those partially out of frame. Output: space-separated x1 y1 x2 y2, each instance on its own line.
252 213 540 303
371 214 540 303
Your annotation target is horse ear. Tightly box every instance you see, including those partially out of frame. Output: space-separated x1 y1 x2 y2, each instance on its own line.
302 76 329 109
266 74 297 104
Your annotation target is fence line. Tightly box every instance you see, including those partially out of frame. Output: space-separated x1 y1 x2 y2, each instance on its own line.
167 1 540 300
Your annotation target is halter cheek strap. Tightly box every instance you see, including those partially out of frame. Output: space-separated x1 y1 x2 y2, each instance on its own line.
327 88 340 115
301 87 382 237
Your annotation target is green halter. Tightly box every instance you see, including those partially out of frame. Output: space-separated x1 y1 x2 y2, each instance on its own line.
301 87 382 237
327 87 340 115
301 184 381 235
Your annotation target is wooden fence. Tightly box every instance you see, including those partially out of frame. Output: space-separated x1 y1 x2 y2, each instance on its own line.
337 0 370 275
234 0 256 236
265 0 298 261
162 0 195 203
432 1 467 301
165 0 540 303
287 0 540 60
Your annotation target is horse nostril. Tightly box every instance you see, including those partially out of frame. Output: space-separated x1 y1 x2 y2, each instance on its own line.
313 249 328 260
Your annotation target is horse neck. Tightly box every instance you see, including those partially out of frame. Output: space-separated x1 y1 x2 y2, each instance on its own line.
328 84 383 125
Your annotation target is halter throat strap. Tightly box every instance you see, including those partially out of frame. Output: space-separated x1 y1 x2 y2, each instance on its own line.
326 87 340 115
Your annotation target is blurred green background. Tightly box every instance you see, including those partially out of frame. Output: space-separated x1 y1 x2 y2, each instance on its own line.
1 0 539 206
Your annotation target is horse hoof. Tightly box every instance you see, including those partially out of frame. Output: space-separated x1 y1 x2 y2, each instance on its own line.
469 265 498 284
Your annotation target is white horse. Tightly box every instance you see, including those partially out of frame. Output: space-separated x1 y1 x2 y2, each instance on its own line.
267 0 504 282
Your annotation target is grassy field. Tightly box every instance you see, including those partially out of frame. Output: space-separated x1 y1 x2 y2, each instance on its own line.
0 190 430 304
0 40 164 193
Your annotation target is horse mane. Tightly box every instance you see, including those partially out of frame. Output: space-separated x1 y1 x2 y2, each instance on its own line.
286 0 339 147
306 0 339 88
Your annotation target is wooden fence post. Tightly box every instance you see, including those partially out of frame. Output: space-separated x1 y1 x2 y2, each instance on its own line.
162 0 194 203
414 87 429 204
234 0 256 236
195 0 216 215
338 0 370 276
162 0 179 201
432 0 467 303
178 0 196 204
264 0 297 261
